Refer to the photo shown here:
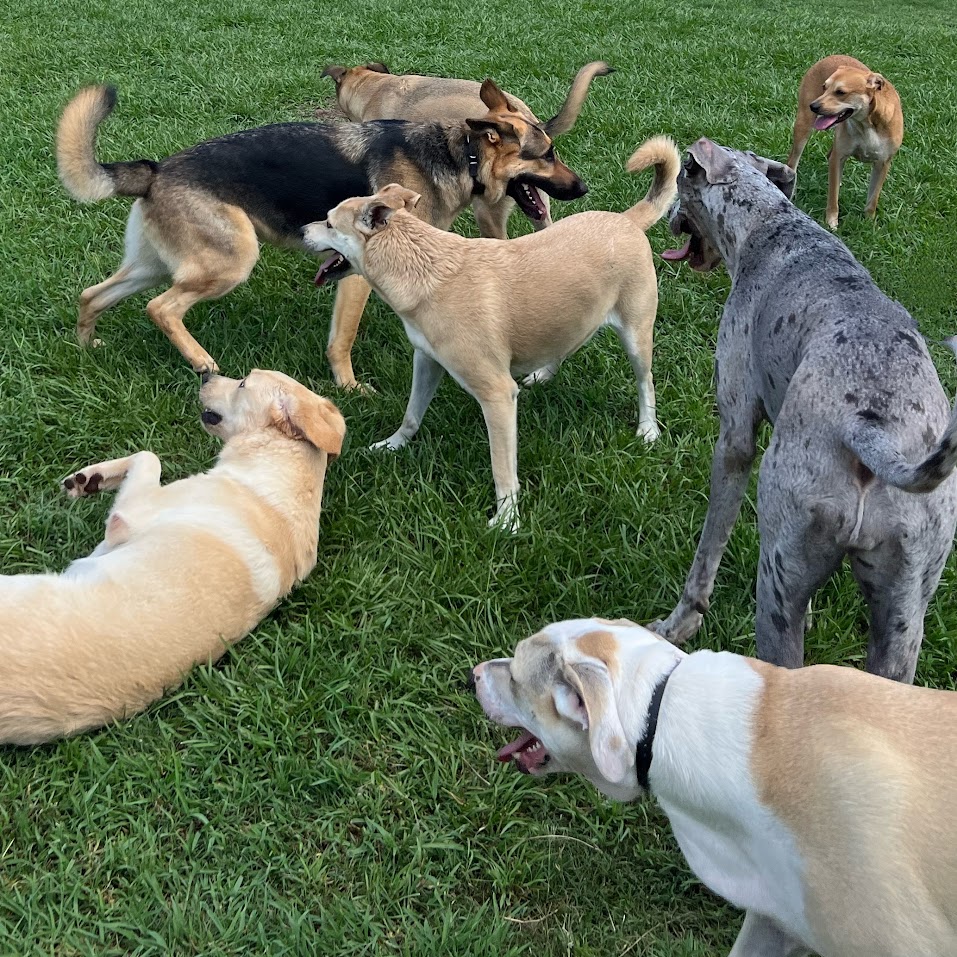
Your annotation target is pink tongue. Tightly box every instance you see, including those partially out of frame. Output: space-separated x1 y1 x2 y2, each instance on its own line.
662 239 691 261
496 730 538 762
813 115 840 131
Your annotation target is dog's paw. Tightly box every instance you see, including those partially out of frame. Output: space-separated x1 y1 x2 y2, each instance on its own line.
826 216 840 231
191 355 220 376
370 435 407 452
62 469 105 499
637 421 660 443
647 611 702 646
488 506 520 534
521 367 555 388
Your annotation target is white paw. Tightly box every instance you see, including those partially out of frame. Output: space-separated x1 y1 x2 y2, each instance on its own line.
370 435 407 452
826 217 839 231
637 421 660 443
522 367 554 387
488 505 520 534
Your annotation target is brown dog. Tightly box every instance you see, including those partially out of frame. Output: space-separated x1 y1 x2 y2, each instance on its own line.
0 370 344 744
56 83 586 385
786 55 903 229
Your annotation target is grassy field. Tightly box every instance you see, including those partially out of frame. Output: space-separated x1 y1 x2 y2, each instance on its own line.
1 0 956 953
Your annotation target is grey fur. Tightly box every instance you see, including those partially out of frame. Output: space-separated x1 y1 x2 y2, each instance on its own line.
653 138 957 683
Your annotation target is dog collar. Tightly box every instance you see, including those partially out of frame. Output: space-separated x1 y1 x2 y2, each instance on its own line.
634 659 680 794
465 136 485 195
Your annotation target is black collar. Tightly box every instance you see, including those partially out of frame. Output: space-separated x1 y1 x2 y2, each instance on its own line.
465 136 485 195
634 660 680 794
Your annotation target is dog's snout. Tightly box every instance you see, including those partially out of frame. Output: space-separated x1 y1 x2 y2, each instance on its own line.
571 180 588 199
810 99 822 114
465 669 478 693
200 369 212 385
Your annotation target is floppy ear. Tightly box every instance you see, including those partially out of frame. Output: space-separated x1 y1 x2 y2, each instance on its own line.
378 183 422 210
764 160 796 199
687 137 734 185
557 660 632 783
479 79 511 113
273 392 346 458
364 61 390 74
321 65 347 84
866 72 885 92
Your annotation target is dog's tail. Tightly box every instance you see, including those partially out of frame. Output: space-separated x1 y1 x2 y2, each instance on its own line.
57 86 156 202
623 136 681 232
842 337 957 493
543 61 614 137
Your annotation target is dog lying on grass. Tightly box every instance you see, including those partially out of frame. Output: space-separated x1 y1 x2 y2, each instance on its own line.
303 136 680 531
0 370 344 744
472 617 957 957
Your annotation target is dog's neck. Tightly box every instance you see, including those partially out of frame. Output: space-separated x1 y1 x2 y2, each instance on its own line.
360 213 464 313
703 186 794 277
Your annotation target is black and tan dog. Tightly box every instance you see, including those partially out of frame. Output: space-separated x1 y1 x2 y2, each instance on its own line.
56 83 586 383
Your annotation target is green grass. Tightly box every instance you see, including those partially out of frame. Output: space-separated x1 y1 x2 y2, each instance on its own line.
1 0 956 953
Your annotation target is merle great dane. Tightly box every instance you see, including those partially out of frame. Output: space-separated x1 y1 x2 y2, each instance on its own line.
652 138 957 682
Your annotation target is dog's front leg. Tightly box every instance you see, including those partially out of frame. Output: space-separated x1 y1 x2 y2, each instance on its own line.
478 381 520 533
371 349 445 451
825 147 848 230
728 911 810 957
327 275 374 391
864 159 892 220
651 420 758 644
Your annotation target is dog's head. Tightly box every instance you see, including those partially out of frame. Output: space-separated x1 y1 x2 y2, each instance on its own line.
663 138 796 271
810 66 885 131
321 62 391 119
302 183 422 286
199 369 346 459
471 618 684 802
465 79 587 223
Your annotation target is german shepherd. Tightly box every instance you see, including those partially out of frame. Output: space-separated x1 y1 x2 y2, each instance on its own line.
321 60 612 238
56 82 587 383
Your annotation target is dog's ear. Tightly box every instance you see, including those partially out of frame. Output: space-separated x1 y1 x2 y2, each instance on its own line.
556 659 631 783
379 183 422 210
866 72 885 92
364 61 390 74
272 391 346 459
321 65 347 85
465 117 514 145
744 151 797 200
479 79 511 113
687 137 734 185
357 190 414 233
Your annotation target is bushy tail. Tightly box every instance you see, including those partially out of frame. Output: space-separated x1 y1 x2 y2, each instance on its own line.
56 85 156 202
623 136 680 232
843 337 957 493
543 61 614 137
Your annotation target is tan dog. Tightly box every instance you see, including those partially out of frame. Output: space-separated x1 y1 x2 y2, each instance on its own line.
303 137 679 532
0 370 345 744
787 55 903 229
472 617 957 957
322 60 611 237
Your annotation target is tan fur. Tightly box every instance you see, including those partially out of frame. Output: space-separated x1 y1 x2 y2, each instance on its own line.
306 138 678 530
750 659 957 953
575 630 621 673
0 370 345 744
56 86 118 202
787 55 903 229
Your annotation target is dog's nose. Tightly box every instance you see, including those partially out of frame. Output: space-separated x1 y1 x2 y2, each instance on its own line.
465 669 478 693
810 99 822 114
200 369 212 385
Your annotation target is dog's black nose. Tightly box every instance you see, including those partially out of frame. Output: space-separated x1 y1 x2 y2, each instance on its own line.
809 100 821 114
465 669 477 693
200 369 212 385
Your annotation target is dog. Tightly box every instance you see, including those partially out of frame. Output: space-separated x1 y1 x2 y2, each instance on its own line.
321 60 611 237
471 616 957 956
0 369 345 744
56 83 586 387
303 137 680 532
786 55 903 229
653 138 957 683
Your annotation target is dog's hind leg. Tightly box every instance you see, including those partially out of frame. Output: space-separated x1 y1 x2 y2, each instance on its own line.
478 378 521 532
327 275 374 390
371 348 445 451
612 295 659 442
62 450 161 501
77 202 168 346
729 911 810 957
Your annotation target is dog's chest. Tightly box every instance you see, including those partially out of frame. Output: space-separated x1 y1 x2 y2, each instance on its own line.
848 123 890 163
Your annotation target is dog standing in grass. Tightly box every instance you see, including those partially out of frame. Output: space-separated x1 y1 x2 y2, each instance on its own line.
787 55 903 229
303 137 680 531
0 370 344 744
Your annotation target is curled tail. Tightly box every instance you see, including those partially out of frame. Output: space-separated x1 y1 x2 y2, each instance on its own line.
843 337 957 493
56 85 156 202
543 61 614 137
623 135 680 232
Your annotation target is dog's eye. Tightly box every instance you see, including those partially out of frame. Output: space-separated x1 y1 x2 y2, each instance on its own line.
543 147 555 162
238 378 246 389
835 89 845 95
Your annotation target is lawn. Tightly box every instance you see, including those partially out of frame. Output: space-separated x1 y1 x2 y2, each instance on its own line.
1 0 956 953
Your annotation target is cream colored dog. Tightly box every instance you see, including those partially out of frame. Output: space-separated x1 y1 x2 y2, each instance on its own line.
303 137 680 531
0 370 345 744
472 617 957 957
787 55 903 229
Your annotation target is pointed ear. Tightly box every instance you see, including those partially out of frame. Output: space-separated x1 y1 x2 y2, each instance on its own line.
465 117 505 145
364 61 390 74
273 392 346 458
560 660 632 783
479 78 510 113
866 72 885 92
321 65 347 84
357 199 400 233
687 137 734 185
379 183 422 210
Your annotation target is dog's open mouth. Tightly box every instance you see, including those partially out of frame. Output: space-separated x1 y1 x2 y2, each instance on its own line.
813 108 854 131
507 179 548 222
201 409 223 426
314 253 353 286
497 729 551 774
